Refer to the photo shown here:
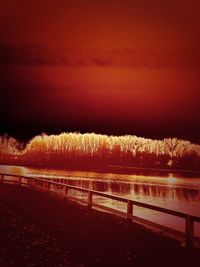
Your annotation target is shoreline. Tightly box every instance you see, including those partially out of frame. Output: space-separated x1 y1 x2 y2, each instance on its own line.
1 163 200 178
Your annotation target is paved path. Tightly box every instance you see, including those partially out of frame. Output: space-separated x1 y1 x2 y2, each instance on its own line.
0 183 199 266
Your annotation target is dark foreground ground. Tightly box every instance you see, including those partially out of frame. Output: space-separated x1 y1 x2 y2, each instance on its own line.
0 184 200 267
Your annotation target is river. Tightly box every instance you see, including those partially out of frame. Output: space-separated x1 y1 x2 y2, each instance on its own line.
0 164 200 237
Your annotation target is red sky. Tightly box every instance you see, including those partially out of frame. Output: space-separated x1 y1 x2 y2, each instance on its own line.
0 0 200 141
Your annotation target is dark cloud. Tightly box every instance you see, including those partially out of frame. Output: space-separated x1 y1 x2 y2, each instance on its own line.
0 44 200 69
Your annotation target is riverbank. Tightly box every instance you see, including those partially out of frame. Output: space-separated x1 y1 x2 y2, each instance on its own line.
0 183 200 266
1 163 200 178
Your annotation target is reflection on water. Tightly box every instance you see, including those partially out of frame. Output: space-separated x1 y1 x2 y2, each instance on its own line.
0 165 27 176
1 165 200 236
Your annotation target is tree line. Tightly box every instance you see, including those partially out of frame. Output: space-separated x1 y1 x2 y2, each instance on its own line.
0 132 200 171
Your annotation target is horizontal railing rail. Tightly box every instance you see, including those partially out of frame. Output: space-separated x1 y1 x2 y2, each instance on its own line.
0 172 200 248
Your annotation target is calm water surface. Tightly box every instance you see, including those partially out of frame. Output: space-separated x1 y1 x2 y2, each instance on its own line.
1 165 200 236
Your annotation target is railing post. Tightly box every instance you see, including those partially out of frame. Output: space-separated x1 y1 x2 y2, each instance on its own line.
18 176 22 186
47 181 51 190
29 177 33 187
1 174 4 183
65 186 68 195
127 200 133 220
185 216 194 248
88 191 93 208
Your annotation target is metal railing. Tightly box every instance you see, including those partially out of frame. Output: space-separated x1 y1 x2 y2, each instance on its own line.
1 172 200 248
